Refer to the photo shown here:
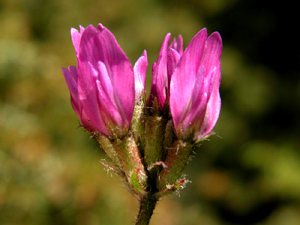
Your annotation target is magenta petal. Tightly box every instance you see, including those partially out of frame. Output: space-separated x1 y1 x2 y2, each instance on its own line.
170 35 183 56
77 61 109 135
78 25 99 64
95 61 124 128
96 24 135 127
170 28 207 132
134 50 148 100
71 28 83 56
197 77 221 139
62 67 78 101
148 33 171 110
167 48 181 82
63 66 97 132
194 32 222 138
201 32 222 76
182 66 217 132
179 66 207 131
62 66 80 116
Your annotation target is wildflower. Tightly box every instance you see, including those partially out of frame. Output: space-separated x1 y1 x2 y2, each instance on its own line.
62 24 136 137
63 24 223 225
170 28 222 140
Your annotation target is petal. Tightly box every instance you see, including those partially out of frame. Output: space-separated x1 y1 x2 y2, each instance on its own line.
71 27 83 56
196 73 221 139
62 66 78 100
167 48 181 83
77 61 109 135
194 32 222 139
95 61 124 128
181 66 216 133
96 24 135 127
170 28 207 132
62 66 80 116
201 32 222 76
170 35 183 55
78 25 99 65
148 33 171 110
80 109 97 132
62 65 97 132
134 50 148 100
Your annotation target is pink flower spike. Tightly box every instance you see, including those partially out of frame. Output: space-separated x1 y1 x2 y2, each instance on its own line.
62 24 135 136
170 29 222 141
170 28 208 131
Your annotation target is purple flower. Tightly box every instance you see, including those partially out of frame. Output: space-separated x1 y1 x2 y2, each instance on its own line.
169 28 222 140
148 34 183 111
62 24 144 136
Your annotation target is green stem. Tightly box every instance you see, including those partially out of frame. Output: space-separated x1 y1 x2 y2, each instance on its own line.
135 193 158 225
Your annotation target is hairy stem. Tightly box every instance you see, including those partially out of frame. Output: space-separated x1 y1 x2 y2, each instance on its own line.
135 193 158 225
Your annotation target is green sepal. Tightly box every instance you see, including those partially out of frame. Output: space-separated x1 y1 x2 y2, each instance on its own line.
113 136 147 185
131 92 146 152
95 133 122 168
144 115 167 168
130 169 147 196
157 140 192 191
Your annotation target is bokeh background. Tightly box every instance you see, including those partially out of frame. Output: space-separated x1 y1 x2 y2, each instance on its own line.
1 0 300 224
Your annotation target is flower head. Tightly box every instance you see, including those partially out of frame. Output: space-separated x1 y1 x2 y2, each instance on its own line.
169 28 222 140
62 24 139 136
62 24 223 224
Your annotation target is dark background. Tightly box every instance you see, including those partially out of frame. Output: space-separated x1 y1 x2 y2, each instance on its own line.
1 0 299 224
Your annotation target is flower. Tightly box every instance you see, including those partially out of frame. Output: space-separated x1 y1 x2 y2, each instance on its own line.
62 24 142 136
62 24 223 224
169 28 222 140
148 34 183 111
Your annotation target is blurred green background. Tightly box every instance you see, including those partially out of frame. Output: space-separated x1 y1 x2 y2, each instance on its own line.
1 0 300 224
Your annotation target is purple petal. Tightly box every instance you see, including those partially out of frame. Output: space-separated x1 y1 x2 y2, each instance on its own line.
148 33 171 110
197 74 221 139
62 66 80 117
181 66 216 132
96 24 135 127
170 35 183 55
80 109 97 132
167 48 181 83
195 32 222 138
77 61 109 135
71 27 84 56
170 28 207 132
134 50 148 100
95 61 124 128
201 32 222 77
77 25 99 65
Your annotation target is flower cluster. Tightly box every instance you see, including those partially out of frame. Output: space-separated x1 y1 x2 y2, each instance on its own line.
62 23 222 199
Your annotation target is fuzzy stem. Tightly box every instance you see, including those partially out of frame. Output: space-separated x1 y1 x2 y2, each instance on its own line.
135 193 158 225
